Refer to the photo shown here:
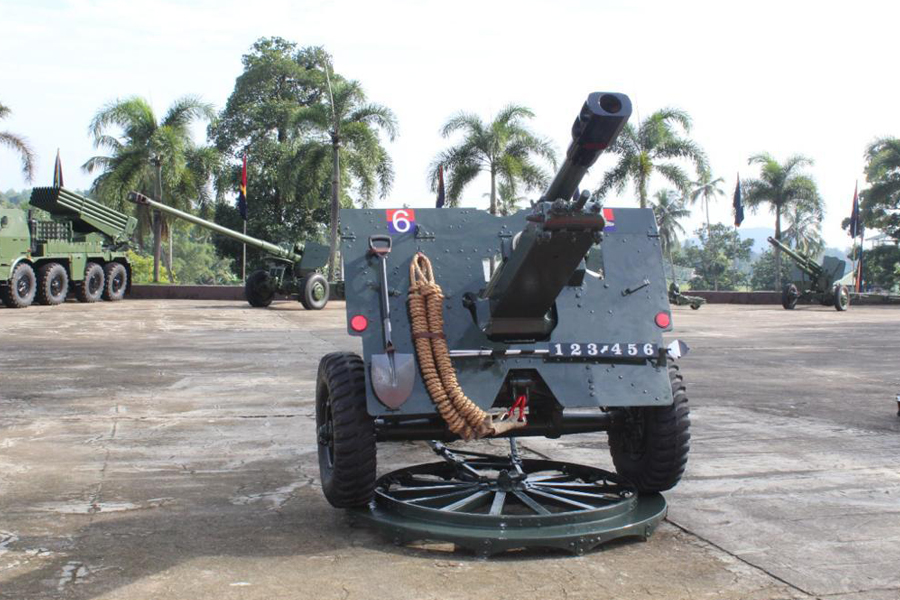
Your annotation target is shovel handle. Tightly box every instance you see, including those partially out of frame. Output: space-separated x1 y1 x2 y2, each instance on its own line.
368 235 392 256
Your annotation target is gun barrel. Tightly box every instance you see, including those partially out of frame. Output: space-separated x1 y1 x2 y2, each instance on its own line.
127 192 302 262
767 236 821 276
543 92 632 202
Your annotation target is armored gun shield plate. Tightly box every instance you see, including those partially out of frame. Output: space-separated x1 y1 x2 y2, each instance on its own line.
340 207 674 418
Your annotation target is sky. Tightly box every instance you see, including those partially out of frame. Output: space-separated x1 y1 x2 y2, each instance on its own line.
1 0 897 250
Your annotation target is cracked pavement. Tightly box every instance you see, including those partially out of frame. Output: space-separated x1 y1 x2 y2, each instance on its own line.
1 300 898 599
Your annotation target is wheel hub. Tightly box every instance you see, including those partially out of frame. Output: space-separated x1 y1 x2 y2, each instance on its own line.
352 440 666 556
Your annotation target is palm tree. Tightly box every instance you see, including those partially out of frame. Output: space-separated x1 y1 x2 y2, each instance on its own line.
291 56 398 277
690 168 725 236
595 108 707 208
783 196 824 256
860 137 900 238
0 102 36 182
83 96 215 282
429 105 557 214
742 153 820 289
650 189 690 280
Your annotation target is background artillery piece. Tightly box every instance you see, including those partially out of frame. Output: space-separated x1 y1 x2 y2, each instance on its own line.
127 192 331 309
768 236 850 311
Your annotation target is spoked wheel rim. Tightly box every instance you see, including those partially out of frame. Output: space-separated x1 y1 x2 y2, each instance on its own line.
17 276 30 296
112 272 125 293
357 445 667 555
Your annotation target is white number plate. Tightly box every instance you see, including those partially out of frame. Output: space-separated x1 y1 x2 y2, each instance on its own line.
549 342 658 358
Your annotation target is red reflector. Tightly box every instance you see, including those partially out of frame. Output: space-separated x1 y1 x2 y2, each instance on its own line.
655 312 671 328
350 315 368 332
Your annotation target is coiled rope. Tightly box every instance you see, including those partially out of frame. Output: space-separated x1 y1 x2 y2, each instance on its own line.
408 252 525 440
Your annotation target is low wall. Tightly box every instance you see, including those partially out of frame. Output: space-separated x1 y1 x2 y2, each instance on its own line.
689 291 780 304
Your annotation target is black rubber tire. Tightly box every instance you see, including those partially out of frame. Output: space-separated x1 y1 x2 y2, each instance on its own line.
300 273 329 310
1 263 36 308
102 262 128 301
781 283 799 310
75 262 105 303
36 262 69 305
245 270 275 308
608 364 691 493
833 284 850 311
316 352 376 508
690 303 700 310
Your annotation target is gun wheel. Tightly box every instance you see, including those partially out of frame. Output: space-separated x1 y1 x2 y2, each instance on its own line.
245 270 275 308
833 284 850 311
102 262 128 301
300 273 329 310
608 364 691 493
781 283 799 310
316 352 376 508
354 444 666 556
37 262 68 305
75 262 104 303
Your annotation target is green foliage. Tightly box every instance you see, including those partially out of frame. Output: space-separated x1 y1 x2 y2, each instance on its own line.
595 108 707 208
861 245 900 291
127 227 237 285
690 168 725 231
854 138 900 240
750 249 794 291
0 101 36 182
683 223 754 290
211 38 397 277
83 95 219 282
0 188 32 209
429 104 557 214
127 250 171 284
650 189 690 259
742 153 822 289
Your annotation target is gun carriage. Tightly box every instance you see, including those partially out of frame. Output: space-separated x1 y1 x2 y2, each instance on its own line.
316 93 692 554
127 192 331 309
768 236 850 311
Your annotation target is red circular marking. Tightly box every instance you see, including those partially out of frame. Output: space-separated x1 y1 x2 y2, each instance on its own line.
350 315 368 332
655 312 671 329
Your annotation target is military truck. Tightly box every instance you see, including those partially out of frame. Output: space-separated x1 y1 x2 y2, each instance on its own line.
0 187 135 308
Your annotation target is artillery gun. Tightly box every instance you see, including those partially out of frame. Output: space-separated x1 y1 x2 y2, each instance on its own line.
316 92 692 555
668 282 705 310
127 192 331 309
767 237 849 311
0 187 135 308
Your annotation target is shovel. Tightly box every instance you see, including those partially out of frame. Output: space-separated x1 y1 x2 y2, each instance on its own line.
368 235 415 409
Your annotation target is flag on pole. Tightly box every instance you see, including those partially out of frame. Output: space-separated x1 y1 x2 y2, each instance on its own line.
733 173 744 227
237 154 248 220
849 181 860 238
53 149 64 187
436 164 445 208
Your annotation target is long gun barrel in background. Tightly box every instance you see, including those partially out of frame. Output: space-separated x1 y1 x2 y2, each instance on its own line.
767 236 823 279
127 191 303 263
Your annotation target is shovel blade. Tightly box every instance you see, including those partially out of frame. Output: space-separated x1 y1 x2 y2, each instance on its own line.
371 353 415 409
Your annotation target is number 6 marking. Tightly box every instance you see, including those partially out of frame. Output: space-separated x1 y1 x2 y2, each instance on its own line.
392 209 412 233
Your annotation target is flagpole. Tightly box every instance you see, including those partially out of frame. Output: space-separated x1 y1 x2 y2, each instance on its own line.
242 221 247 282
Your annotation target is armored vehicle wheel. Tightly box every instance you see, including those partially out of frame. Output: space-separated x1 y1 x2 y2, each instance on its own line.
833 284 850 311
608 364 690 493
316 352 376 508
300 273 329 310
245 270 275 308
781 283 799 310
102 262 128 301
1 263 36 308
37 262 69 305
75 262 105 303
690 303 701 310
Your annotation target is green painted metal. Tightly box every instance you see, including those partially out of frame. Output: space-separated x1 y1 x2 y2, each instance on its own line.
354 443 667 556
767 236 849 310
0 187 133 307
126 191 330 309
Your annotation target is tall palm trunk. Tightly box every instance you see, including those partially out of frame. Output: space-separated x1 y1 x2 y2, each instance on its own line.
489 169 497 215
153 163 163 283
774 206 783 290
167 222 175 283
327 135 340 278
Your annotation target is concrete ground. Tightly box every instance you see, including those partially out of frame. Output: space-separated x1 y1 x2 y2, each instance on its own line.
1 300 898 600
